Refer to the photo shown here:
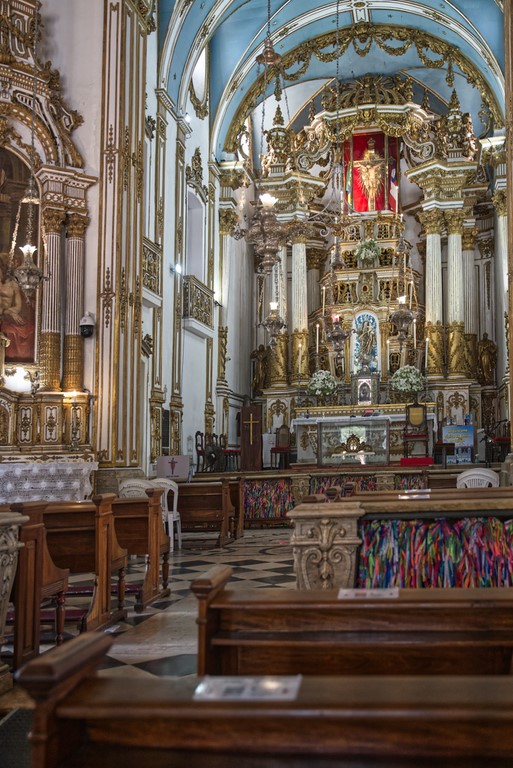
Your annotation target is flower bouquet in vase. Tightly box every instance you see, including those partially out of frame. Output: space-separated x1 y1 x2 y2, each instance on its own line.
307 370 338 406
389 365 426 403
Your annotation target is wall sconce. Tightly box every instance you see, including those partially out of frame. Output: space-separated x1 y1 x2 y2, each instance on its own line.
170 263 182 275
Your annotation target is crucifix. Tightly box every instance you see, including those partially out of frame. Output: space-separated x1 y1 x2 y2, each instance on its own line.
243 412 259 445
240 405 263 471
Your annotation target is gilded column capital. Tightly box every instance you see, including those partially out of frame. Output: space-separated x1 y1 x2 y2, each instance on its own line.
219 169 245 192
418 209 443 236
493 189 508 217
444 209 465 235
462 227 479 251
43 208 65 234
478 236 494 260
306 248 326 271
219 207 239 236
67 214 90 239
289 220 312 245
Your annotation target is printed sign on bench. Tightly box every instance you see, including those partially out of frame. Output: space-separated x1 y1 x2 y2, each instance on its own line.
156 455 191 481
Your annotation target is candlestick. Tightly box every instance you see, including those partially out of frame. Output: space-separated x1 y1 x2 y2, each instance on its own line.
413 319 417 349
425 337 429 368
316 324 320 355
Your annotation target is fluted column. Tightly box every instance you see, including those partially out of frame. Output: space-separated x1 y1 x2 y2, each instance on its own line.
39 208 65 390
418 209 444 375
62 214 88 391
493 190 508 382
445 209 466 376
462 227 478 378
290 226 309 382
306 248 325 314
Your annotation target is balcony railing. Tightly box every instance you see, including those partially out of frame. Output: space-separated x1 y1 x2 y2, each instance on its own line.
182 275 214 330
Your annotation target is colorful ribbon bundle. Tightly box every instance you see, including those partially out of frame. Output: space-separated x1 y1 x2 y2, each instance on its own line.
358 517 513 588
243 478 294 521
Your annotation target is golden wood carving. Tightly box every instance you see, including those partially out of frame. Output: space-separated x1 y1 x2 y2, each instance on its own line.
269 332 288 387
267 399 288 431
425 321 444 375
142 239 161 295
218 326 228 381
291 330 309 381
446 322 466 376
219 208 239 236
39 332 60 390
62 335 83 392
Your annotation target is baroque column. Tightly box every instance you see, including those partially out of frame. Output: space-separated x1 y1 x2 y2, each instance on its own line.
418 209 444 375
63 213 88 392
462 227 479 378
445 209 466 377
39 208 65 390
290 223 309 383
493 190 508 383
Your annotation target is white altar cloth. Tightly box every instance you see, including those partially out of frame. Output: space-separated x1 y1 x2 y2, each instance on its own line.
0 461 98 503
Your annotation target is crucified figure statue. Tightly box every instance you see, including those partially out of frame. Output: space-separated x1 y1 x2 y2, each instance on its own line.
354 138 385 211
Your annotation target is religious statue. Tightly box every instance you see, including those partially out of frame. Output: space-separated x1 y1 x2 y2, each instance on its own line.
354 138 385 211
357 320 376 372
477 333 498 386
251 344 268 396
0 255 35 362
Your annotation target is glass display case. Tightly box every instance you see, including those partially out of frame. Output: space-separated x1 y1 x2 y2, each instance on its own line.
317 417 390 467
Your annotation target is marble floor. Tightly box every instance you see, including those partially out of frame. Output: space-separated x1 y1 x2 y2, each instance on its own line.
0 528 295 711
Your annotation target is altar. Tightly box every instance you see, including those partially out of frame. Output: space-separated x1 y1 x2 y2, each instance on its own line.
292 406 436 465
0 460 98 503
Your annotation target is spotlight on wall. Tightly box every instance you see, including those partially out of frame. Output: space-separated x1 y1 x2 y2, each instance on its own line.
170 263 182 275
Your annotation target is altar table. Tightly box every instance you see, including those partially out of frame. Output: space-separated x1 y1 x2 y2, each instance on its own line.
0 461 98 503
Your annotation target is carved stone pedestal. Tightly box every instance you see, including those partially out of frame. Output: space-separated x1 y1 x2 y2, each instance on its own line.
287 501 365 590
0 511 27 693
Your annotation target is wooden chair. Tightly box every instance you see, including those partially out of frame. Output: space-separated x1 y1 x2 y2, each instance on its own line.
220 433 240 471
403 402 428 457
456 467 500 488
270 424 291 469
195 430 205 473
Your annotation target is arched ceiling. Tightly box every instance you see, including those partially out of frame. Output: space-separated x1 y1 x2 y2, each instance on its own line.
159 1 504 162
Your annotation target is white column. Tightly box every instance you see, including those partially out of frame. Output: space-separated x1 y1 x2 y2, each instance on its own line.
493 191 508 381
462 229 478 335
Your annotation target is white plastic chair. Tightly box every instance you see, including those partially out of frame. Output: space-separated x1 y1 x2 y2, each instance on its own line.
149 477 182 551
456 467 500 488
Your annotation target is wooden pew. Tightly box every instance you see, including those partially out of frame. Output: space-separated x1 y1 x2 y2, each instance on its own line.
112 488 170 611
8 501 69 669
43 494 127 632
16 631 513 767
177 479 234 546
192 565 513 677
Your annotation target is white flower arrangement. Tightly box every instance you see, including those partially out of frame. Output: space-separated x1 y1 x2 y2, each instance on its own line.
355 238 381 264
307 369 338 397
390 365 426 395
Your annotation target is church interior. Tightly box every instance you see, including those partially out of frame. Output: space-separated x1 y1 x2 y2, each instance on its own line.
2 0 513 764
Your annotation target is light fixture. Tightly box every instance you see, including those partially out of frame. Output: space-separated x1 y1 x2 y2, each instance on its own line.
244 1 288 274
8 2 48 297
325 314 353 367
262 301 286 349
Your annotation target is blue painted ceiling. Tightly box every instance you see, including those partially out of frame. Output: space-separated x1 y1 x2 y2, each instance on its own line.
158 1 504 161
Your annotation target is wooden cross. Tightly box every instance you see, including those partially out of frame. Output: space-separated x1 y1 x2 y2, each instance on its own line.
243 412 259 445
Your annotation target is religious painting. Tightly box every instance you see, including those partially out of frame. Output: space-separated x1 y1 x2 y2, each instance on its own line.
353 313 379 373
0 148 38 364
344 132 399 214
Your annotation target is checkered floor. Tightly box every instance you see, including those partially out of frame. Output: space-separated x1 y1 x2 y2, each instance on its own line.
2 529 295 683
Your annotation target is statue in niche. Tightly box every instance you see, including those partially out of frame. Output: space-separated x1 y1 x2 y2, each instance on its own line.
251 344 268 396
477 333 497 386
0 255 35 362
356 319 376 372
354 138 385 212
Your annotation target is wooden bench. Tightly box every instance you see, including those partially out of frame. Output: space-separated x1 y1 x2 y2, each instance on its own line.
43 494 127 632
112 488 170 611
177 479 235 545
15 631 513 767
8 501 69 670
192 565 513 676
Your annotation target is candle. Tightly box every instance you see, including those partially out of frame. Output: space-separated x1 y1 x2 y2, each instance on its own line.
298 343 302 372
386 339 390 372
425 337 429 367
72 390 77 406
322 286 326 316
413 319 417 349
316 324 320 355
409 281 413 309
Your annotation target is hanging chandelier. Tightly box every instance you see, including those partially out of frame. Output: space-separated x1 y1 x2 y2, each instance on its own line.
262 300 286 349
246 193 288 275
8 2 48 297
